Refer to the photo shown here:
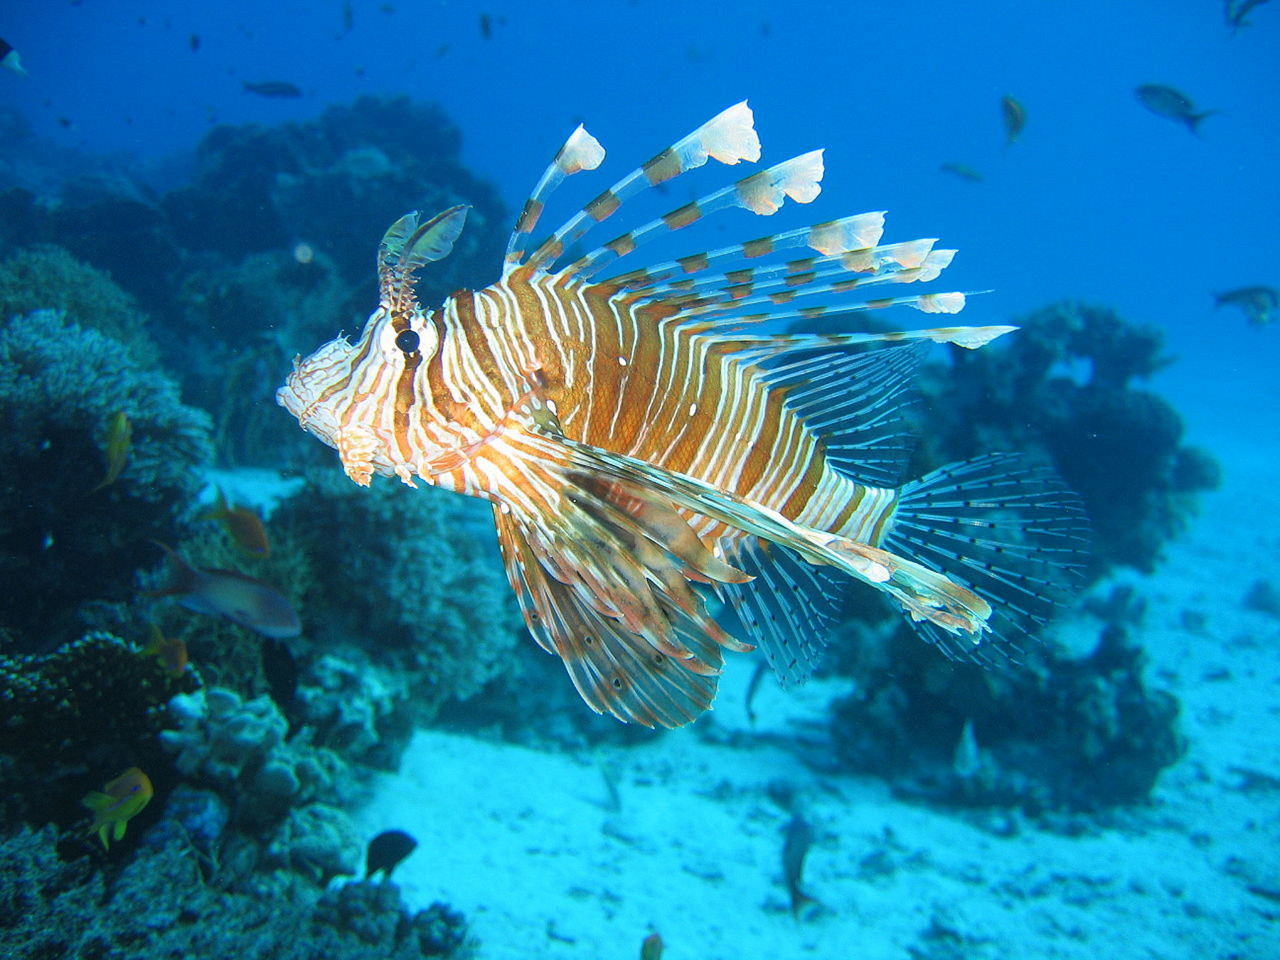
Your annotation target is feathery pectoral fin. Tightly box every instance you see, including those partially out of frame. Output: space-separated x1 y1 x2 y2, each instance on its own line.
488 448 753 727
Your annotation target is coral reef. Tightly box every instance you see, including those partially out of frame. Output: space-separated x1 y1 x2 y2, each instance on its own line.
160 687 352 828
272 471 525 725
916 300 1220 575
296 654 415 770
0 824 471 959
829 624 1184 815
0 632 196 763
0 245 159 364
161 96 505 292
0 310 213 646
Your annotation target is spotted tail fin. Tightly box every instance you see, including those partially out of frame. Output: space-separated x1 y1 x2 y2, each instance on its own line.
882 454 1091 663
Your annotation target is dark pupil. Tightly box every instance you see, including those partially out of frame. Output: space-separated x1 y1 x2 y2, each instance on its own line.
394 329 420 354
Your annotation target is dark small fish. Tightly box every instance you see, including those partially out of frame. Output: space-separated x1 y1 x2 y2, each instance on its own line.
1214 285 1277 326
1 37 27 76
92 410 132 492
640 932 664 960
1226 0 1272 31
242 80 303 98
782 814 818 919
366 829 418 879
1136 84 1216 136
940 162 984 183
57 116 73 129
1000 95 1025 147
479 12 492 39
342 0 354 35
189 34 200 52
744 659 767 725
148 542 302 638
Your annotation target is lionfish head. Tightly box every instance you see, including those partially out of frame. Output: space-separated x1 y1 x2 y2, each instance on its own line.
276 207 466 486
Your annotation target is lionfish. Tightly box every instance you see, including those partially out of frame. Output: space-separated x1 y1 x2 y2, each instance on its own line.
278 102 1088 728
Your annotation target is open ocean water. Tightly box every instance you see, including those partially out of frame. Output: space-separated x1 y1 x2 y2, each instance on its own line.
1 2 1278 959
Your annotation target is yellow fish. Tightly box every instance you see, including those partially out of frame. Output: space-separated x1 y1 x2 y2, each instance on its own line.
277 102 1088 728
83 767 153 850
91 410 132 492
141 623 189 678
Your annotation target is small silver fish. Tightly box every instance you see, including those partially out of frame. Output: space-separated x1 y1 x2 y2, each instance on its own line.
1214 285 1277 326
1135 84 1216 136
148 542 301 638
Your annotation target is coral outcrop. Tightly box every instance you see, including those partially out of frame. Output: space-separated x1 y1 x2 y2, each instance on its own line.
829 624 1184 815
273 471 524 725
917 300 1219 575
0 310 213 646
0 825 471 959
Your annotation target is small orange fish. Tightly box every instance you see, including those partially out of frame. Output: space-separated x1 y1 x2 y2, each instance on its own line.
83 767 153 850
203 487 271 557
640 932 664 960
142 623 188 677
91 410 132 492
148 541 301 638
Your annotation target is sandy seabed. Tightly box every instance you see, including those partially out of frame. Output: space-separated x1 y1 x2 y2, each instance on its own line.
353 368 1280 960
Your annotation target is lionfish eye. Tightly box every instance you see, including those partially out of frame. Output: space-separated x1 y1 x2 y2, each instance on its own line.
394 329 420 354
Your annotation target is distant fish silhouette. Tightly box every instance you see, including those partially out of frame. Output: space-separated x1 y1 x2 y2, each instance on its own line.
940 161 984 183
782 813 819 919
147 542 302 638
366 829 418 879
640 932 664 959
1225 0 1272 32
1135 84 1216 136
1000 95 1025 147
0 36 27 76
1214 285 1277 326
242 80 302 98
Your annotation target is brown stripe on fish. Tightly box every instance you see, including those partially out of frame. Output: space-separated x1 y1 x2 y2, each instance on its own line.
643 149 684 185
587 191 622 222
662 203 703 231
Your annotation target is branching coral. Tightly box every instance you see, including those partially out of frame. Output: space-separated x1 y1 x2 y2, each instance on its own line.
0 310 213 646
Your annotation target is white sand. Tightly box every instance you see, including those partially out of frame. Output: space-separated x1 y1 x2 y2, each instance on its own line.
352 370 1280 960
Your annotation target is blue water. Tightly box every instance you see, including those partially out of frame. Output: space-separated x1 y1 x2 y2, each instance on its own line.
3 1 1279 957
7 0 1278 373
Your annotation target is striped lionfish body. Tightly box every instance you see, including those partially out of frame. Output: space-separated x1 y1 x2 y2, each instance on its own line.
278 103 1089 728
